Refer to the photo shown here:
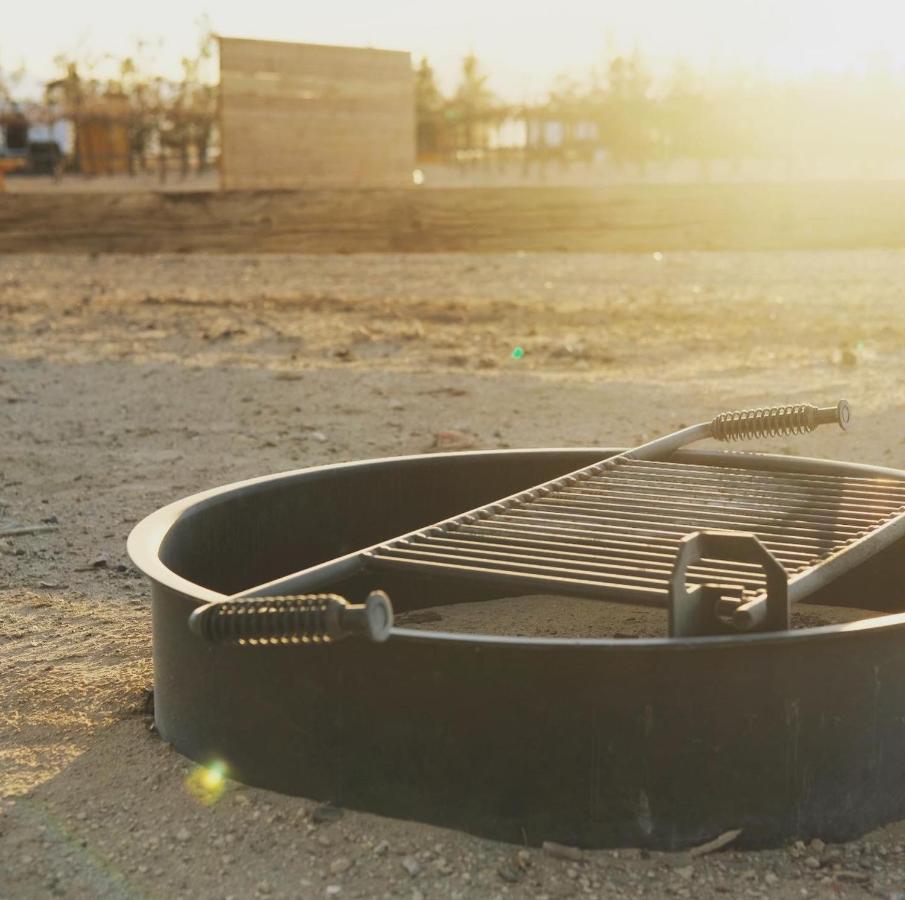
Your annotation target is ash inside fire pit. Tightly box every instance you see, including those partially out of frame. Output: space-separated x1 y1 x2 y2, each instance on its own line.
394 594 883 638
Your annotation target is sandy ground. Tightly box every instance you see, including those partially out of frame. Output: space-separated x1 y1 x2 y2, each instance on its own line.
2 249 905 898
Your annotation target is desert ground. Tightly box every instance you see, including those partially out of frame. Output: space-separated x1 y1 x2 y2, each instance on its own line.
3 239 905 898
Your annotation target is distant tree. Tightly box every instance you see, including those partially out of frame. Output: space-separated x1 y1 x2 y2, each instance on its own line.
595 50 656 171
450 53 497 152
414 57 444 156
171 25 218 174
0 55 26 103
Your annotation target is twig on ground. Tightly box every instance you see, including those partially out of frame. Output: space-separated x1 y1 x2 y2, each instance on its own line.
0 524 59 537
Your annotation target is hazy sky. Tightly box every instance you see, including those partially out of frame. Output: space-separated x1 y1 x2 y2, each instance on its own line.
4 0 905 98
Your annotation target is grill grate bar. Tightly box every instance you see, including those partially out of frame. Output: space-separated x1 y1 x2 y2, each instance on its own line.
367 552 672 604
532 494 870 535
619 459 905 501
368 547 758 601
479 513 836 558
458 521 819 566
507 505 854 546
563 481 904 521
407 533 772 585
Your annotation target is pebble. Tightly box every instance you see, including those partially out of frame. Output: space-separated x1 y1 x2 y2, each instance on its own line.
835 870 870 883
497 862 521 883
542 840 584 862
310 431 328 443
325 887 341 898
330 857 352 875
401 856 421 877
312 802 343 824
374 840 389 856
175 827 190 842
804 856 821 869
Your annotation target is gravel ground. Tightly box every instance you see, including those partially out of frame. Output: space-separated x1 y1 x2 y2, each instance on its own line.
2 250 905 898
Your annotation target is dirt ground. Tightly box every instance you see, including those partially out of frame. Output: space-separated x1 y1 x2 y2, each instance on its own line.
3 249 905 898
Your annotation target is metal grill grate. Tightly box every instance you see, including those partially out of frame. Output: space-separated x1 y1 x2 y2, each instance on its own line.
366 457 905 610
199 401 905 640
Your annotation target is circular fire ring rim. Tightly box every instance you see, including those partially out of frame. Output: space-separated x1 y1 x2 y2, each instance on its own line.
127 447 905 850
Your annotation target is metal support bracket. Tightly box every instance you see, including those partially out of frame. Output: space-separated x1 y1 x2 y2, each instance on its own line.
669 530 789 637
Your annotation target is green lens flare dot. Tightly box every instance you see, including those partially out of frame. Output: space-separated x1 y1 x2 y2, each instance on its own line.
511 346 525 360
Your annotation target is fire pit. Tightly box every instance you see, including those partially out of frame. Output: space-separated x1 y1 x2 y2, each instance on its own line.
129 402 905 850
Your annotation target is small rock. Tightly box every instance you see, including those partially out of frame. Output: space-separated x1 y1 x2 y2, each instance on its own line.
325 886 341 897
310 431 328 443
175 827 190 842
374 840 389 856
675 864 694 880
689 828 742 857
764 872 779 885
312 803 343 824
542 840 584 862
835 870 870 883
389 400 405 411
427 429 477 452
839 347 858 367
809 838 826 853
516 849 532 870
401 856 421 877
330 858 351 875
497 862 521 883
804 856 821 869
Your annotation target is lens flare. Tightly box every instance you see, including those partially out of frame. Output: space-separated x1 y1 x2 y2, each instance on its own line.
186 760 228 805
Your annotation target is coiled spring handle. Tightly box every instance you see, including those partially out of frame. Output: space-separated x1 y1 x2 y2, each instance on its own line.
188 590 394 646
710 401 850 442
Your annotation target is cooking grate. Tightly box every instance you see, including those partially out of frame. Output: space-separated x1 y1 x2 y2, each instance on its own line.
189 401 905 641
366 456 905 618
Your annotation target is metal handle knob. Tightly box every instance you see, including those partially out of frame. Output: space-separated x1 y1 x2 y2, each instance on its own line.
710 401 850 442
188 590 394 646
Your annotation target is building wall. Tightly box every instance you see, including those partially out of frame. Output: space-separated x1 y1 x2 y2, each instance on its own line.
218 37 414 190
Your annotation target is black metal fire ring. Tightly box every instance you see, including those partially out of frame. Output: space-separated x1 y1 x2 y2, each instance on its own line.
128 447 905 851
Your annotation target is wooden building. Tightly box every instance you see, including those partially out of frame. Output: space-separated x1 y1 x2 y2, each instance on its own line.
218 37 415 190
